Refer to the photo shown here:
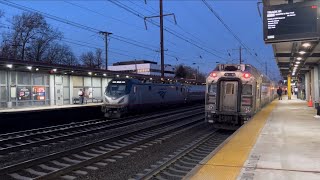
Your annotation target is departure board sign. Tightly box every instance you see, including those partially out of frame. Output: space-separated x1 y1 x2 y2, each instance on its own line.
264 1 320 43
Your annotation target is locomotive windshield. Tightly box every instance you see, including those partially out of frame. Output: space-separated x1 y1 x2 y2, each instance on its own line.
105 80 131 96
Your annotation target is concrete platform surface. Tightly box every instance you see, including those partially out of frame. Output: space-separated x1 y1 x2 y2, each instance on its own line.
0 102 103 113
238 96 320 180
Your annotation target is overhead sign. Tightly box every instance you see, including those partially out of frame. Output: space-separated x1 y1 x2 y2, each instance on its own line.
263 1 320 43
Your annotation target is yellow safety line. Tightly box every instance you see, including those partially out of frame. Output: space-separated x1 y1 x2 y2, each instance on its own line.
189 100 278 180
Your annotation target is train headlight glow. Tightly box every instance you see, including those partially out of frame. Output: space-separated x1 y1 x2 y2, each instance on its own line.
210 72 217 78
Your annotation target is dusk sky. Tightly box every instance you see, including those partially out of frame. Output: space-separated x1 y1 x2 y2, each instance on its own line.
0 0 281 80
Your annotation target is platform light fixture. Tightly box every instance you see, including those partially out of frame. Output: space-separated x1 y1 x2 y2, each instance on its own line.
126 75 129 78
116 75 120 77
294 64 298 67
88 72 92 75
150 78 153 80
302 43 311 48
296 61 301 64
71 71 74 73
64 73 67 75
26 66 32 70
299 51 306 55
297 57 302 61
6 64 13 68
36 68 39 71
52 69 57 72
103 73 106 76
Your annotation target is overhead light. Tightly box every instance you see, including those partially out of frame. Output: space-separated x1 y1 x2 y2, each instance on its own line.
94 73 97 76
36 68 39 71
294 64 298 67
6 64 13 68
126 75 129 78
296 61 301 64
150 78 153 80
52 69 57 72
297 57 302 60
302 43 311 48
116 75 120 77
71 71 74 73
88 72 92 75
64 73 67 75
299 51 306 54
26 66 32 70
103 73 106 76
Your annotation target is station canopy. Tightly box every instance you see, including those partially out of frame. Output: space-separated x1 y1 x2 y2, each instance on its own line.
263 0 320 80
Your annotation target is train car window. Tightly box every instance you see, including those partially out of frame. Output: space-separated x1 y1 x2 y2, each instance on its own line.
224 65 238 71
242 84 252 95
226 84 234 95
149 86 152 91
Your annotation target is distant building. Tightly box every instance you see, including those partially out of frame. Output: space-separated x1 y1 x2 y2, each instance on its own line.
108 60 175 77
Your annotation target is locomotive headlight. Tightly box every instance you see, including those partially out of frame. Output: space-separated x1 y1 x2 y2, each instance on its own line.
208 104 214 110
118 97 125 104
104 97 109 103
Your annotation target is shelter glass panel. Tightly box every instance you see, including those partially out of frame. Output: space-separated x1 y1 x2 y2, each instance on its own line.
92 88 101 98
17 72 31 85
0 71 6 85
73 76 83 87
63 76 69 87
0 86 7 101
32 74 44 85
84 77 91 87
63 87 70 99
10 71 16 85
92 77 101 87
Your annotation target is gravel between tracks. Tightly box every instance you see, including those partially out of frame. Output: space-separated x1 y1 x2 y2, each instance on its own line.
75 124 214 180
0 110 203 169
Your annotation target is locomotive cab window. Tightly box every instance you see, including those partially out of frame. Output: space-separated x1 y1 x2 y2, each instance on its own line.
242 84 252 95
208 84 217 94
226 83 234 95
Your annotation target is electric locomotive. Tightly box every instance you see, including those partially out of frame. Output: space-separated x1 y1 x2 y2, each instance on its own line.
205 64 276 130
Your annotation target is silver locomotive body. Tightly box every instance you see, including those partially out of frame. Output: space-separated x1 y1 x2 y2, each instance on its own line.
102 79 205 118
205 64 276 130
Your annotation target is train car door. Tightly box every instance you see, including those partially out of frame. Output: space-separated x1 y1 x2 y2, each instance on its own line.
220 81 238 112
55 84 63 106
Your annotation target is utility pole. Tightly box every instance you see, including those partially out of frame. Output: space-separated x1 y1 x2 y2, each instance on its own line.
144 0 176 81
99 31 112 70
160 0 164 80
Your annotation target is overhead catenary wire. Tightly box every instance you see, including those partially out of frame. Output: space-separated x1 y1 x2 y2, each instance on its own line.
108 0 227 60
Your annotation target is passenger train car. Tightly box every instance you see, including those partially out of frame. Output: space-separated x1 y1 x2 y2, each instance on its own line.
205 64 277 130
102 78 205 118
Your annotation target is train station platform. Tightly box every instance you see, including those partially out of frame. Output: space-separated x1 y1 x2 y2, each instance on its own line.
186 96 320 180
0 102 103 113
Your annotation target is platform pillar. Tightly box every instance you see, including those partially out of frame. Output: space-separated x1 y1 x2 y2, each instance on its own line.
288 75 291 100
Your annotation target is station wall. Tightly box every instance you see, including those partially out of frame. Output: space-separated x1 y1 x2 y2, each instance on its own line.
0 70 112 109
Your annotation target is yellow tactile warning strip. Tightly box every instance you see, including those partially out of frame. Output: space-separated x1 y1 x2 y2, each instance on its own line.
189 100 278 180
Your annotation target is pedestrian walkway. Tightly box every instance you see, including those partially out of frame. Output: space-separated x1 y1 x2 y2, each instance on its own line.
187 96 320 180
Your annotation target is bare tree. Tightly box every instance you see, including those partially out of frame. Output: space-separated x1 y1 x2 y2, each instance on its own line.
80 51 95 68
2 12 62 61
26 27 62 61
80 48 104 68
95 48 103 69
44 43 78 65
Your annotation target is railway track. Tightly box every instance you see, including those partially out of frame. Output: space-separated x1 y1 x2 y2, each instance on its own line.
0 105 203 155
0 110 204 180
132 130 232 180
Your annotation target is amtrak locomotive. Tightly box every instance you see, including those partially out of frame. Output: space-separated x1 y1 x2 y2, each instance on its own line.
102 78 205 118
205 64 277 130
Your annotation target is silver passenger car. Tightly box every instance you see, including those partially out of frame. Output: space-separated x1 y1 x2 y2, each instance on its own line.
205 64 277 130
